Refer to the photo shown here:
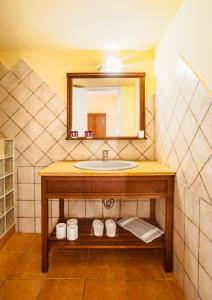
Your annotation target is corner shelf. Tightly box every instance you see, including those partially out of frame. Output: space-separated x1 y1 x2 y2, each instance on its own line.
48 218 164 250
0 139 14 239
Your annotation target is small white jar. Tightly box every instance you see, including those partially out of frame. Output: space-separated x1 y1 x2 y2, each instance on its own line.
67 218 78 226
67 224 78 241
56 223 66 239
92 219 104 237
105 219 116 237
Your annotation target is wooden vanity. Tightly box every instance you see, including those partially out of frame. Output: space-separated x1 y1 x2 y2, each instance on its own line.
39 161 175 273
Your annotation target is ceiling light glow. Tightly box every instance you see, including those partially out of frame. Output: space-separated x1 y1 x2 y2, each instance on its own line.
100 56 122 72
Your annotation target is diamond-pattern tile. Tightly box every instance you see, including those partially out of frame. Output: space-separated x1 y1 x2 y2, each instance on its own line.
23 119 44 140
35 82 55 103
23 71 43 91
35 106 55 128
174 130 188 162
0 85 8 103
181 150 198 186
82 140 105 154
14 131 32 153
201 104 212 148
22 94 44 116
23 143 44 165
0 109 8 127
181 67 198 102
94 142 117 160
200 156 212 201
11 59 32 80
119 143 141 160
46 95 66 116
181 109 198 146
71 142 92 160
1 119 20 138
46 118 66 140
46 143 67 161
11 82 32 104
35 131 56 153
0 95 20 117
107 140 129 153
58 135 80 154
0 63 8 79
174 94 189 126
11 107 32 129
0 72 20 92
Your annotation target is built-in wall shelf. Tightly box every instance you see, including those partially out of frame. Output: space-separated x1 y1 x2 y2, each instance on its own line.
0 139 14 239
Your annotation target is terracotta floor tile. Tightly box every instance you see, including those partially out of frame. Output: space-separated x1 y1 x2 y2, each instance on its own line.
124 252 165 279
0 279 44 300
83 279 128 300
9 249 48 278
127 280 174 300
168 279 186 300
28 234 42 252
156 252 175 279
0 233 35 252
48 251 88 278
0 251 23 280
38 279 84 300
86 251 126 279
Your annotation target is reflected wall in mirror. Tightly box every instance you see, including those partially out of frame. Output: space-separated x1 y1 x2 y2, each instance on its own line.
67 73 145 139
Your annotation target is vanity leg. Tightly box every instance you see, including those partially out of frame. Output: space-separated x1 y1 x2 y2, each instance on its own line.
150 199 156 219
59 198 65 222
164 195 174 272
41 178 49 273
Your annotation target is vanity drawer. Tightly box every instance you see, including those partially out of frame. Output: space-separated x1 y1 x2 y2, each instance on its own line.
43 176 169 198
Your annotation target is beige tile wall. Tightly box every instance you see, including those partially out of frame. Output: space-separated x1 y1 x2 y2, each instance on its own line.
155 58 212 300
0 59 155 233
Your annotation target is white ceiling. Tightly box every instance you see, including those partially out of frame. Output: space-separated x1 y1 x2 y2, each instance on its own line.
0 0 183 50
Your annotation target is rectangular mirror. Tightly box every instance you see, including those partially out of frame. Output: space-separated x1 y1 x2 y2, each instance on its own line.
67 73 145 139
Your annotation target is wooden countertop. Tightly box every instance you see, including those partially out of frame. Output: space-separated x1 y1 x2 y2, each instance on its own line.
39 161 175 177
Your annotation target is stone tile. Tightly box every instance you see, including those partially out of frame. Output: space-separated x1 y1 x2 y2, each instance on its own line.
0 279 44 300
18 184 34 200
185 217 199 258
86 201 102 218
199 264 212 300
200 156 212 201
35 106 55 128
181 109 198 147
46 118 66 140
200 199 212 241
184 273 199 300
11 82 32 104
184 245 198 289
120 200 137 217
107 140 129 153
184 189 199 226
11 59 32 80
190 82 212 124
199 232 212 278
174 181 185 212
137 200 150 218
84 279 128 300
0 110 8 127
181 151 198 186
68 200 85 218
190 129 211 172
103 200 120 218
0 85 9 103
35 83 55 103
23 143 44 165
201 104 212 147
46 95 66 116
174 95 189 126
119 143 141 160
174 206 184 239
58 136 80 154
46 143 67 161
35 200 41 217
0 95 20 117
181 67 198 102
23 94 44 116
0 63 8 79
127 279 173 300
93 143 116 160
23 71 43 92
131 138 153 154
1 119 20 138
71 142 92 160
143 144 155 160
38 279 84 300
35 131 56 153
11 107 32 129
48 252 88 278
23 119 43 140
0 72 20 92
190 175 210 204
18 218 34 233
173 230 184 265
14 131 32 153
173 255 184 289
18 167 34 183
82 140 104 154
87 251 126 279
18 201 35 217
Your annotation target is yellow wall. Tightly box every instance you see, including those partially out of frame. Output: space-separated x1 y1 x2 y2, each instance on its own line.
0 50 155 100
155 0 212 95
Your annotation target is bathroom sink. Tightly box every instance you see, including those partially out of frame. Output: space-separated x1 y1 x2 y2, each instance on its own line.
74 160 138 171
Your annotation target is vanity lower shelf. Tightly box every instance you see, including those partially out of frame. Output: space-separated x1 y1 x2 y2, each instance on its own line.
48 218 164 249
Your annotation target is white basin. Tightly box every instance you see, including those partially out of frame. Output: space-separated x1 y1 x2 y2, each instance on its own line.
74 160 138 171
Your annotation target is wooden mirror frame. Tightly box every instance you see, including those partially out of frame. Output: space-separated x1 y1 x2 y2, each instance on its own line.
66 72 146 140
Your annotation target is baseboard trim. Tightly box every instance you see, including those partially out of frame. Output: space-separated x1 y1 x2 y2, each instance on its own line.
0 225 15 249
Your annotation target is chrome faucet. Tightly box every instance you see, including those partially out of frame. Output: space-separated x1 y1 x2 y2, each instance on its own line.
102 150 110 161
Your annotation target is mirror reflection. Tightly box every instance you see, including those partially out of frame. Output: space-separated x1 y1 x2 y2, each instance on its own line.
72 78 140 138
